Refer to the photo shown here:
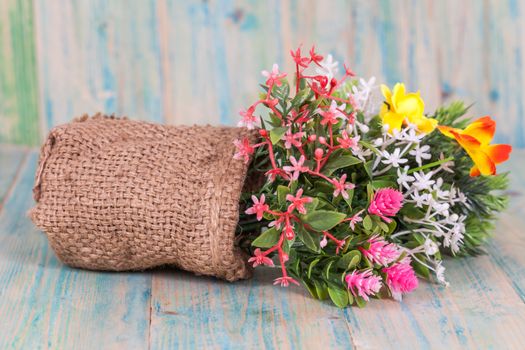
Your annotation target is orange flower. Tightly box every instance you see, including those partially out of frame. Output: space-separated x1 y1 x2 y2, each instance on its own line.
438 116 512 176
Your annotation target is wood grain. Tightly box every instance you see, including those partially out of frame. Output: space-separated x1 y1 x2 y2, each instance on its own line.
0 0 40 146
0 0 517 147
0 153 152 350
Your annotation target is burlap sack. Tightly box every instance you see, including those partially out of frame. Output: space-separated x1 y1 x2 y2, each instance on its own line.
30 114 258 281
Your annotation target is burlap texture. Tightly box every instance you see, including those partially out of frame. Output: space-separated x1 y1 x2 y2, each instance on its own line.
30 114 258 281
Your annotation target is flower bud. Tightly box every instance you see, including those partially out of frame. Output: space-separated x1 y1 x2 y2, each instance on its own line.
308 134 317 142
259 129 268 137
314 148 324 160
319 136 327 145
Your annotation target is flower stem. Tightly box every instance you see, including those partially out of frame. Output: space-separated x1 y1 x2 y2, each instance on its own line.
407 156 454 174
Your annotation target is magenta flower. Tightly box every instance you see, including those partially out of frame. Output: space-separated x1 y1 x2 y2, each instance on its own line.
248 248 274 267
237 107 257 129
382 258 419 301
320 100 346 126
345 269 383 301
337 130 360 151
273 276 300 287
245 194 269 221
359 236 401 266
282 129 305 149
233 137 255 164
331 174 355 199
286 188 313 214
368 188 404 223
283 155 308 181
262 63 287 87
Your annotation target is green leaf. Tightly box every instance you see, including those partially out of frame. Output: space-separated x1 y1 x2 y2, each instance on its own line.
314 280 329 300
328 286 349 308
363 215 373 231
291 88 313 107
302 210 346 231
364 160 374 179
355 295 367 308
277 185 291 206
372 180 397 189
322 149 362 176
366 184 374 202
303 280 319 299
308 258 321 279
304 198 319 212
297 228 319 252
270 127 287 144
324 260 335 279
377 220 390 232
252 228 280 248
338 250 361 270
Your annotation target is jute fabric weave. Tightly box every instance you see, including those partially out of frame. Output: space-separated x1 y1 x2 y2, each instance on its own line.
30 114 257 281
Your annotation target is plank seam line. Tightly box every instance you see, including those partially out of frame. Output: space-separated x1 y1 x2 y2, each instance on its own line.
0 150 30 215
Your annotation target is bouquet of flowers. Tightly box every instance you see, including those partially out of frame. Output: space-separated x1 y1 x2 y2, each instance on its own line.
234 46 512 307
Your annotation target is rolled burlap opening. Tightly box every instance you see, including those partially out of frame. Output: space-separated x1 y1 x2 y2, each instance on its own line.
30 114 259 281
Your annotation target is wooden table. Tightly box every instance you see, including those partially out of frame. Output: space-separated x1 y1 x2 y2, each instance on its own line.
1 146 524 349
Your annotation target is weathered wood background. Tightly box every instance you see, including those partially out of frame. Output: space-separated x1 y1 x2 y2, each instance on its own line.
0 0 523 147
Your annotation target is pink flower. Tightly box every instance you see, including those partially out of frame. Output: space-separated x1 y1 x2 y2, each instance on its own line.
265 168 289 182
345 270 383 301
286 188 313 214
284 223 295 240
273 276 300 287
262 63 286 87
330 174 355 199
282 129 305 149
233 137 255 164
290 46 310 68
248 248 274 267
268 215 285 230
283 155 308 181
347 209 364 230
359 236 401 266
368 188 404 223
337 131 360 151
320 101 346 126
382 258 419 301
237 107 257 129
320 235 328 248
245 194 269 221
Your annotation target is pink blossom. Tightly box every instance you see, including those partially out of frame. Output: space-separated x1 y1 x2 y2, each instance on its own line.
345 269 383 301
359 236 401 266
347 209 364 230
290 46 310 68
283 155 308 180
282 129 305 149
273 276 300 287
237 107 257 129
248 248 274 267
320 101 346 126
284 223 295 240
265 168 288 182
286 188 313 214
245 194 269 221
261 63 287 87
320 235 328 248
330 174 355 199
368 188 404 223
337 131 360 151
268 216 285 230
382 258 419 301
233 137 255 164
309 46 323 65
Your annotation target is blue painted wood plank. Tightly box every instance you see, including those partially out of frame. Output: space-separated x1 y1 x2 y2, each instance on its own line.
0 152 152 349
149 268 355 349
0 146 27 206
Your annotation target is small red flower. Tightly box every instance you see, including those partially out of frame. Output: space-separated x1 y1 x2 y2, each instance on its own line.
245 194 269 221
261 63 287 87
309 45 323 65
233 137 255 164
290 46 310 68
248 248 274 267
286 188 313 215
273 276 300 287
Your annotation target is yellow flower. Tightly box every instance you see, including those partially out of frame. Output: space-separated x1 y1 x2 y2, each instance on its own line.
380 83 437 134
